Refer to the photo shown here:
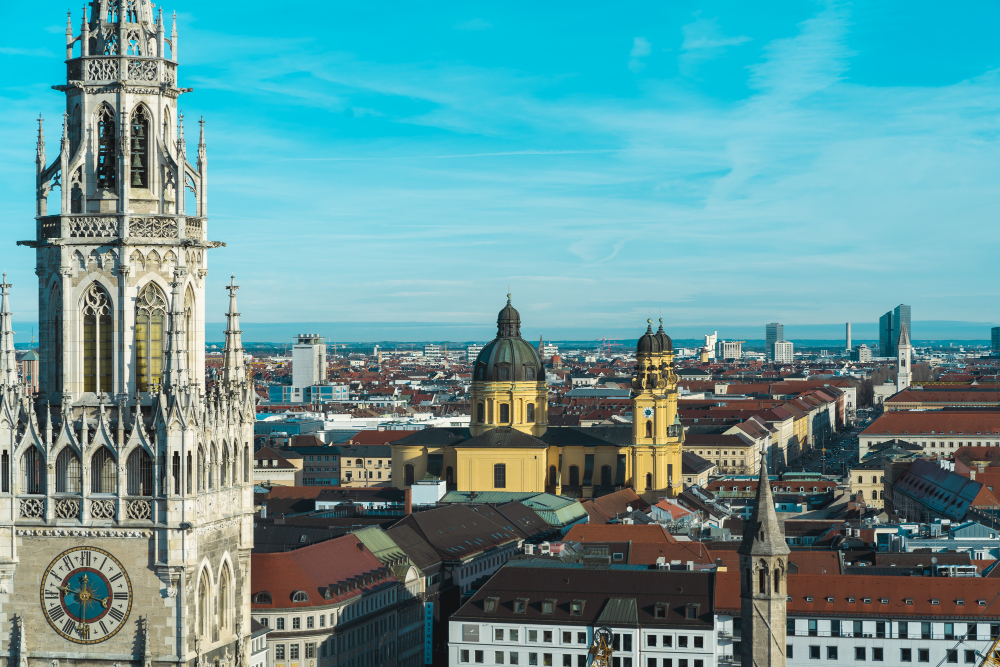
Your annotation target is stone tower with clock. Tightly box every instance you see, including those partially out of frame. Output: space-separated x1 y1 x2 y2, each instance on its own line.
0 1 255 666
630 319 683 502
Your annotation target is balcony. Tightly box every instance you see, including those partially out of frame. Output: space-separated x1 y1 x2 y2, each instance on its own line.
35 215 206 242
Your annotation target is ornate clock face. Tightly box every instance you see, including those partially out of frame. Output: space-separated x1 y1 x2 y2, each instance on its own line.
40 546 133 644
642 407 654 418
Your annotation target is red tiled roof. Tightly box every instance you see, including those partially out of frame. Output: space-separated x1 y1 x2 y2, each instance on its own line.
251 534 395 609
862 411 1000 436
715 572 1000 616
565 523 676 544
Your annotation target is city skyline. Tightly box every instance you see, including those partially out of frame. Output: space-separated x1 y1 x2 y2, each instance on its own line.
3 1 1000 330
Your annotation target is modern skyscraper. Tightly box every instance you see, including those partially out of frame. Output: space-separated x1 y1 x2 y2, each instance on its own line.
765 323 783 361
774 340 794 364
2 2 255 662
879 304 911 357
846 322 852 351
992 327 999 353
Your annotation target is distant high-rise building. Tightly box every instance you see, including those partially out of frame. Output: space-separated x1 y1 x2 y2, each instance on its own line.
293 333 327 388
467 343 484 361
765 323 783 361
851 344 872 363
992 327 1000 353
704 331 718 360
846 322 852 351
423 343 443 360
774 340 794 364
879 304 911 357
716 340 743 360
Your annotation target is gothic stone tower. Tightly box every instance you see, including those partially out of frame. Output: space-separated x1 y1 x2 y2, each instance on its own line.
2 1 255 666
738 463 790 667
630 319 683 502
895 320 911 393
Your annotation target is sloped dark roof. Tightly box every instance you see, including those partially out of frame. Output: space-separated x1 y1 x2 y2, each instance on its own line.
597 597 639 625
682 451 715 475
391 427 471 446
454 427 548 449
388 504 528 564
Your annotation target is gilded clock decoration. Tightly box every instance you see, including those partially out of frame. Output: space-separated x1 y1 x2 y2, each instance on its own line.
40 546 133 644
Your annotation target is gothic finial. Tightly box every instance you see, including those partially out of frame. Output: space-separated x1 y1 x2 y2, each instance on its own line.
0 272 18 388
36 115 45 149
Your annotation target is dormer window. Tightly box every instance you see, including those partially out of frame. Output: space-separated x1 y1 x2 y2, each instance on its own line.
484 597 499 613
825 597 834 603
570 600 585 616
542 599 556 615
905 598 913 605
654 604 667 619
253 591 272 604
292 590 309 603
956 600 965 606
514 599 527 614
931 599 940 605
847 597 855 603
498 366 510 381
525 367 535 381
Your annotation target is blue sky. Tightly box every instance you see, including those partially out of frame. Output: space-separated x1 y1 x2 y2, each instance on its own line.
2 1 1000 342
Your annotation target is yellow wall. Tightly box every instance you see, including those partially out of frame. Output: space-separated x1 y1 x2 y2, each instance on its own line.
455 447 550 492
470 380 548 437
850 468 885 509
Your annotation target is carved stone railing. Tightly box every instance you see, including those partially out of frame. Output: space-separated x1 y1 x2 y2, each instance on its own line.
164 61 177 86
69 217 119 238
125 498 152 521
184 218 203 239
90 498 116 520
127 58 158 82
130 217 178 239
19 497 44 519
54 497 81 520
86 58 119 81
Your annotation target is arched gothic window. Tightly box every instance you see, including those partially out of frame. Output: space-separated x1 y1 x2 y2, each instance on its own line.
91 447 117 494
221 444 229 487
186 452 193 493
130 105 150 188
198 569 211 638
773 567 782 594
645 420 653 438
209 446 217 491
135 283 166 391
1 450 8 493
50 284 63 392
218 564 232 632
758 566 767 594
197 446 206 491
185 286 196 376
96 105 117 189
126 448 153 496
172 451 181 495
82 284 112 394
56 447 82 493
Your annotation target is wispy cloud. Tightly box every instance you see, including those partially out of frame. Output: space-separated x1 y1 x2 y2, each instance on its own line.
628 37 651 72
678 14 751 76
454 18 492 31
0 47 56 58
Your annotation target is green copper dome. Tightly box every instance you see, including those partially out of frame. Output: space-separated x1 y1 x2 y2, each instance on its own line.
473 295 545 383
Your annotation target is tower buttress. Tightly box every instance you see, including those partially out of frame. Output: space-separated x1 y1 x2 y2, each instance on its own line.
738 462 790 667
0 274 18 388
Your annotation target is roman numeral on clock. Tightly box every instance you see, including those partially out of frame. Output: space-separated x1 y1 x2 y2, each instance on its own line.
113 592 129 600
81 550 91 566
108 607 124 622
48 605 65 621
99 620 108 635
62 618 76 635
62 556 73 571
108 572 123 583
44 590 58 600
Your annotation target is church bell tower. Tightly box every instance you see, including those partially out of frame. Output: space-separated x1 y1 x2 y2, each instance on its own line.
630 318 683 501
738 462 790 667
1 2 255 665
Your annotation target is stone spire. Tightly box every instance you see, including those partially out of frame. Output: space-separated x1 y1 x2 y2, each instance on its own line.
738 461 789 557
222 276 245 384
162 274 187 390
738 459 789 667
897 320 910 348
0 274 19 387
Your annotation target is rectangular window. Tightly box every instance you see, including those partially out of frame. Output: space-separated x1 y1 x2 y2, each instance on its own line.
855 647 865 661
529 654 538 667
500 404 510 423
832 621 841 638
563 656 571 667
543 654 552 667
900 649 911 663
921 622 931 640
678 636 688 649
662 661 672 667
623 635 632 652
276 618 285 630
694 662 702 667
306 644 316 659
873 648 883 662
563 633 571 644
693 636 703 649
919 649 930 663
292 618 301 630
497 652 506 665
787 646 793 660
497 630 505 642
307 617 315 629
808 620 818 637
578 633 587 645
576 658 585 667
475 651 484 664
828 647 838 660
290 645 300 660
544 631 553 644
648 660 656 667
529 631 538 643
663 636 672 648
899 622 909 639
786 619 795 635
511 630 520 642
276 646 285 660
511 654 519 665
461 651 470 663
647 636 657 647
947 651 958 664
966 650 977 664
876 622 885 638
850 621 859 637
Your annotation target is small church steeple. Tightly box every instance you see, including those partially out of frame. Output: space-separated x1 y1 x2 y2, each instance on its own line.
896 320 911 392
738 461 790 667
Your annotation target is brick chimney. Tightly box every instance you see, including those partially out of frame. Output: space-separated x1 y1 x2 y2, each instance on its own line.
405 487 412 515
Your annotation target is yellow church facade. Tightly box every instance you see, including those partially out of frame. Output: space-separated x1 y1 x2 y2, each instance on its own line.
391 298 685 503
